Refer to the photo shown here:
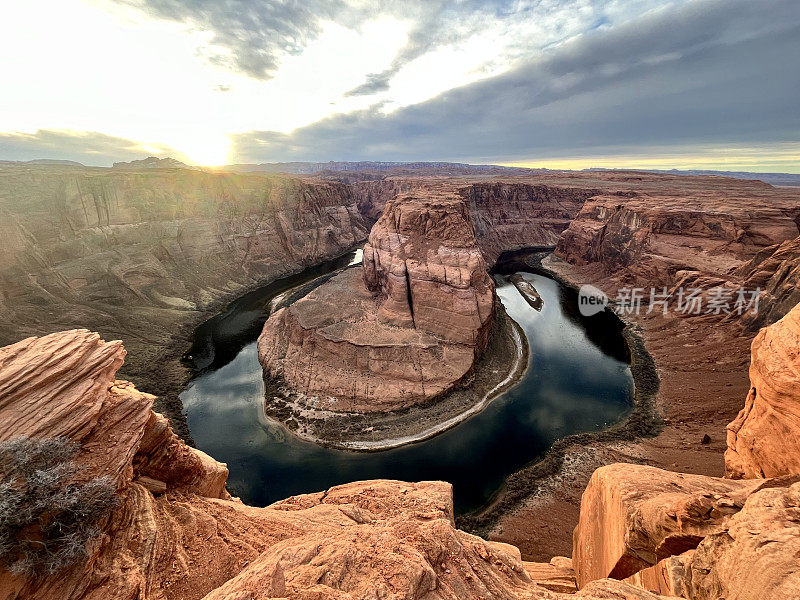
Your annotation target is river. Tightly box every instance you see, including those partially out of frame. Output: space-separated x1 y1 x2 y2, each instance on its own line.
180 250 633 514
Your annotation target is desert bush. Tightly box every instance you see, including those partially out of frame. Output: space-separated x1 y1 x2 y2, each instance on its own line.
0 436 116 576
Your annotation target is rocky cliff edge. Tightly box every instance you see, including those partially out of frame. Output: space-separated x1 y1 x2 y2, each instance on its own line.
0 328 684 600
3 304 800 598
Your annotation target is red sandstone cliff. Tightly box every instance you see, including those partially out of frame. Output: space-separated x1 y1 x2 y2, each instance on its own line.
0 165 369 434
351 177 591 264
734 234 800 329
0 329 684 600
572 463 800 599
459 182 593 264
725 302 800 479
257 194 495 412
554 177 800 290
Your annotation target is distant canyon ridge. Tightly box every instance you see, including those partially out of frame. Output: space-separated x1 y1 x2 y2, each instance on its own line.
1 161 799 436
3 160 800 599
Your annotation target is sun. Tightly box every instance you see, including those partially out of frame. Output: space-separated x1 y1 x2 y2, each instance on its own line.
168 132 232 167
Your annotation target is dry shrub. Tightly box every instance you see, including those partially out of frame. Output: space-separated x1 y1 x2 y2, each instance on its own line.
0 436 116 575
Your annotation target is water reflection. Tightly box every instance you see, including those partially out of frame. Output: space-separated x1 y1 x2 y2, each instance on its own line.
181 259 632 514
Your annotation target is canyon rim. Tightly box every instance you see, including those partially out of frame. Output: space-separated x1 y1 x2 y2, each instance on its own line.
3 0 800 597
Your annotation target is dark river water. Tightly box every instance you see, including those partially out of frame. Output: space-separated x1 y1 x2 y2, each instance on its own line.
181 251 633 514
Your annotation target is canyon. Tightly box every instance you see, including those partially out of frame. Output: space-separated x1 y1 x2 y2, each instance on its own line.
0 165 370 436
0 301 798 598
2 162 800 598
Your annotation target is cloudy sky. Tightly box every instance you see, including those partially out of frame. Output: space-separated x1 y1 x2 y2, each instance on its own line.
1 0 798 170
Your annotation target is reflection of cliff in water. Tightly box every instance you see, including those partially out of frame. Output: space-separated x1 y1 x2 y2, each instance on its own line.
181 248 633 513
493 249 630 365
185 249 361 374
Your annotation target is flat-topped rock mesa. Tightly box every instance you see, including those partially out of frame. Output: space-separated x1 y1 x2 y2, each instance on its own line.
7 166 799 434
258 194 496 412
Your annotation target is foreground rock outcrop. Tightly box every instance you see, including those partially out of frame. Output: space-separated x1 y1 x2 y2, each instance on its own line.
568 301 800 599
573 462 800 600
572 464 764 587
0 329 676 600
258 194 495 412
725 302 800 479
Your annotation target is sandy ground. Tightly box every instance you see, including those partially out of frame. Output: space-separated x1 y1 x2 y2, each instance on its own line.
484 258 753 561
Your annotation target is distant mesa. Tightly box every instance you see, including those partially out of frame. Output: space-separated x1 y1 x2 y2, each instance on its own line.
585 167 800 187
223 160 539 176
0 158 85 167
111 156 197 170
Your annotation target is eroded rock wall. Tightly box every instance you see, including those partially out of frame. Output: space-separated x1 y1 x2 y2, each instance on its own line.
351 177 592 265
459 182 593 264
258 194 496 412
362 195 495 347
735 234 800 329
0 165 369 428
725 302 800 479
553 174 800 294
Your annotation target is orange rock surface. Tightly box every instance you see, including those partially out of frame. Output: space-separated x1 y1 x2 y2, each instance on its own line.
573 463 800 598
725 302 800 478
572 464 763 587
258 194 495 412
0 329 683 600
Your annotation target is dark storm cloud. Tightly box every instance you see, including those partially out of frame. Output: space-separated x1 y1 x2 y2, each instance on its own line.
0 130 180 166
232 0 800 162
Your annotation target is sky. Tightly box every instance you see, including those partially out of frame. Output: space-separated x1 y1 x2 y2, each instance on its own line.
0 0 798 171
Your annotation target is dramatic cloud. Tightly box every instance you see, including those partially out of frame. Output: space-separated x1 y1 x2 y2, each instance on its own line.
231 0 800 163
0 130 183 166
115 0 677 88
2 0 798 169
114 0 344 79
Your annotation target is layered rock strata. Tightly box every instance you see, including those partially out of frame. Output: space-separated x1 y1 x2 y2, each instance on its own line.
350 177 592 264
725 302 800 479
0 165 369 430
735 234 800 329
0 329 677 600
459 182 593 264
5 299 800 599
555 176 800 291
258 194 495 412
